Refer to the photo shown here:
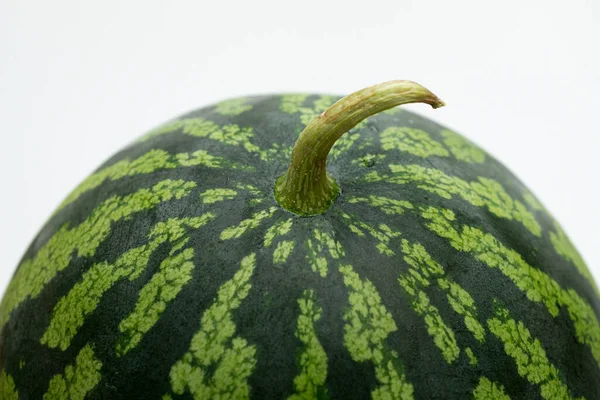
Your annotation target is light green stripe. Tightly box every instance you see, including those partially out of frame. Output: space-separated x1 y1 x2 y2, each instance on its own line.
339 263 414 399
116 247 195 356
348 195 414 216
141 119 183 141
41 261 124 350
352 154 387 168
488 305 582 400
523 190 545 211
550 221 597 290
280 94 309 115
215 98 253 116
0 179 196 329
342 263 398 363
398 282 458 364
220 207 278 240
142 117 252 145
365 164 541 236
465 348 478 366
140 117 268 159
473 377 510 400
441 129 486 164
358 137 374 150
306 238 327 278
343 212 485 347
55 148 238 213
340 213 401 257
400 237 486 356
330 132 361 159
264 218 293 247
41 215 214 351
437 278 486 342
288 290 328 400
305 229 345 277
399 240 459 364
200 188 238 204
169 253 257 399
520 190 598 294
236 183 266 205
255 143 294 162
381 127 449 158
0 371 18 400
313 229 344 259
421 206 600 370
43 344 102 400
273 240 295 264
280 95 335 126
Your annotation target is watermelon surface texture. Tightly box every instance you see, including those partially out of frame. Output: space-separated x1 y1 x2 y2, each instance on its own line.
1 81 599 399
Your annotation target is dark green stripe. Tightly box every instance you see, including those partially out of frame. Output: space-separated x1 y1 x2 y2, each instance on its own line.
0 179 196 329
43 344 102 400
364 164 541 236
488 303 581 399
421 205 600 370
168 253 257 399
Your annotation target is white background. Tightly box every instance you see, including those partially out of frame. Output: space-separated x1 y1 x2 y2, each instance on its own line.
1 1 599 296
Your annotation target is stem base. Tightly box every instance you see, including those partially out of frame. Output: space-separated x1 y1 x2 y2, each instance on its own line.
274 172 340 217
274 80 444 216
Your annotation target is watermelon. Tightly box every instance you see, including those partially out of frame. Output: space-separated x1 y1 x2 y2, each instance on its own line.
0 80 598 399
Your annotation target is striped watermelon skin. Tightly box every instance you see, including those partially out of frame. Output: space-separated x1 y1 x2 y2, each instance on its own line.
0 93 599 400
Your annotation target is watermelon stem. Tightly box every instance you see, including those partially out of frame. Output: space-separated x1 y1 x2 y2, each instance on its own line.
274 80 445 216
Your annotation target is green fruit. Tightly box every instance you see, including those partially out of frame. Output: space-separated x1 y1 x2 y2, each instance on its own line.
1 81 598 399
